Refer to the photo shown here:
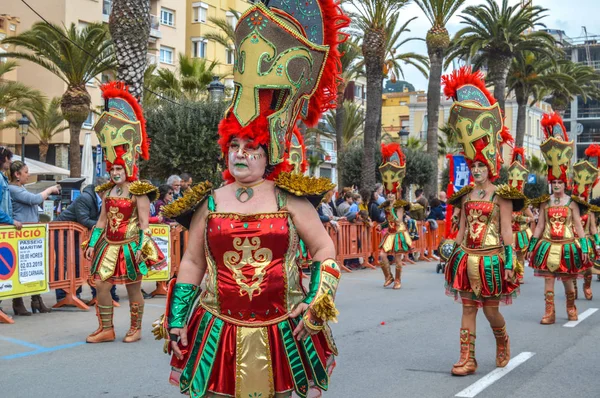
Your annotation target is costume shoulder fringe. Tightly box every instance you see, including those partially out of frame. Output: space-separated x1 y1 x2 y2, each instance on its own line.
95 181 115 194
274 172 335 197
129 180 159 201
571 195 591 212
407 201 421 210
589 204 600 214
162 181 213 219
448 186 473 206
529 194 550 208
495 184 527 211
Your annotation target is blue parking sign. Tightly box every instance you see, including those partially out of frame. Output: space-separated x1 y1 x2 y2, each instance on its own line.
528 174 537 184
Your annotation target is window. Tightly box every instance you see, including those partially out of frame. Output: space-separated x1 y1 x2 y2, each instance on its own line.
192 2 208 23
226 48 235 65
319 167 332 180
77 21 89 32
86 76 95 87
159 46 174 64
101 73 111 84
160 8 175 27
192 38 208 58
226 12 238 28
83 112 94 129
0 108 5 121
102 0 112 16
224 78 234 88
321 139 334 152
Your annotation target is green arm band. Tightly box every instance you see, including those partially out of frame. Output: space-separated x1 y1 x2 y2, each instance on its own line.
579 237 589 254
503 245 514 270
134 228 151 254
168 283 200 329
528 237 539 253
301 259 341 323
88 227 104 248
593 233 600 248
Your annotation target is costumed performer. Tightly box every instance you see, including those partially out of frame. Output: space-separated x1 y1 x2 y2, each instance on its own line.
378 143 412 289
507 147 534 284
527 113 591 323
155 0 349 396
84 82 166 343
442 67 524 376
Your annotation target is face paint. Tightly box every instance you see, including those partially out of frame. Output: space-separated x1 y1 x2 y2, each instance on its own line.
228 138 267 180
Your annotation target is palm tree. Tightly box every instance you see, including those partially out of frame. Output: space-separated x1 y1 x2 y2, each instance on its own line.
204 9 240 51
544 59 600 115
326 101 365 148
304 129 332 177
445 0 555 112
437 124 461 156
349 0 410 190
109 0 151 99
335 38 363 188
506 51 569 147
147 54 219 101
2 22 116 178
414 0 467 197
28 98 69 162
0 61 44 130
527 154 547 175
381 17 429 84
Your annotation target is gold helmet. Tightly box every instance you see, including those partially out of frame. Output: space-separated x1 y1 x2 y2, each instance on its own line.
540 113 573 185
379 143 406 196
507 147 528 193
573 144 600 201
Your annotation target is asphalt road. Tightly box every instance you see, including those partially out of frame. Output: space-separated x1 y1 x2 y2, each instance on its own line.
1 262 599 398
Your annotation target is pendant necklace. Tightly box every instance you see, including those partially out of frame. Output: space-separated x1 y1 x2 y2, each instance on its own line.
477 189 486 199
116 186 123 196
553 195 561 205
235 180 265 203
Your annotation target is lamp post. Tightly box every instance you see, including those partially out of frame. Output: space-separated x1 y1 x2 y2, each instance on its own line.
399 126 409 147
207 76 225 103
17 114 31 165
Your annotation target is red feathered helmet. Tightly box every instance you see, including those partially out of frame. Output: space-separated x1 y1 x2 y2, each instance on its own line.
540 113 573 185
218 0 349 183
442 67 513 181
94 82 149 181
507 147 529 193
379 143 406 196
572 144 600 200
288 128 308 175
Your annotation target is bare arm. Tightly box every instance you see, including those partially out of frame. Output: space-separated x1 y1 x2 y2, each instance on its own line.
175 201 209 286
499 198 514 246
523 207 535 230
136 195 150 230
532 203 546 239
454 198 467 244
95 198 108 228
589 212 597 235
288 195 336 261
571 202 586 239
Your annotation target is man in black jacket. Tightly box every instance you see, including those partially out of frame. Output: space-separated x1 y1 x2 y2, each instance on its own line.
54 179 119 302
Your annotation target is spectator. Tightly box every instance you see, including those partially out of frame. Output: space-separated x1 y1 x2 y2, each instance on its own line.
318 190 343 230
329 188 340 216
337 191 354 217
428 198 446 221
359 189 370 212
438 191 448 210
54 177 119 303
336 186 352 207
9 160 60 315
368 189 386 223
152 184 175 224
375 183 385 205
348 193 361 214
168 175 182 200
180 173 193 194
415 188 429 210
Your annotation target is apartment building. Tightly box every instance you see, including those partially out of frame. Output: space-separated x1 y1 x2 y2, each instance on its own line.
1 0 185 169
186 0 254 90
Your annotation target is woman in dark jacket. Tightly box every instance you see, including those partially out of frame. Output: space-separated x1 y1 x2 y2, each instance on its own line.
368 189 386 223
427 198 446 221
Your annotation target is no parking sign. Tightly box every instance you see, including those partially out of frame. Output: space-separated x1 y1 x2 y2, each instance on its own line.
0 224 49 299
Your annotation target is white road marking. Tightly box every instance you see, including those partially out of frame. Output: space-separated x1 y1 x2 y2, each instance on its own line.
563 308 598 327
455 352 535 398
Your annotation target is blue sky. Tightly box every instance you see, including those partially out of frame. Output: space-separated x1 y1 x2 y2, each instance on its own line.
392 0 600 90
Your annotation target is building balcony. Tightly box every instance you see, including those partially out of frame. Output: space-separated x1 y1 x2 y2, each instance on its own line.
578 60 600 70
578 107 600 119
325 150 337 164
150 15 161 39
147 53 157 66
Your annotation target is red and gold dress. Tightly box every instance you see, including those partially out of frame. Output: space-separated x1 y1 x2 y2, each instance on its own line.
512 211 532 255
379 201 412 254
169 193 337 397
445 193 520 306
529 198 591 279
91 192 165 284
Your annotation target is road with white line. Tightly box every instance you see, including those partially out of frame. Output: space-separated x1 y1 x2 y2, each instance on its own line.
1 263 599 397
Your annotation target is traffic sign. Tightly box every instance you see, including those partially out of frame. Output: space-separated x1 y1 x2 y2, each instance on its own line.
527 174 537 184
0 243 16 281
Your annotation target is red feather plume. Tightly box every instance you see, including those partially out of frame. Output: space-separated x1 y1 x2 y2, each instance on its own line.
585 144 600 159
442 66 496 106
541 113 568 140
511 147 526 166
380 143 405 166
100 82 149 160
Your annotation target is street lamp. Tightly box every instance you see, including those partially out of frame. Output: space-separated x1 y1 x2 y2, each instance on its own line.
398 126 409 147
17 114 31 164
207 76 225 103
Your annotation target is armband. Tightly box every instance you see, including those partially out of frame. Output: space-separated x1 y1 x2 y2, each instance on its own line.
88 227 104 249
301 259 341 323
528 237 539 252
168 283 200 329
503 245 514 270
579 237 589 255
593 233 600 248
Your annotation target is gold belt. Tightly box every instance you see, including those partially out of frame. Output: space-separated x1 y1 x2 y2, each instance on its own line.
460 245 502 256
105 236 137 245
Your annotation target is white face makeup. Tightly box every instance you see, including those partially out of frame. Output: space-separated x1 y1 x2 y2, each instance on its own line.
551 180 565 194
110 165 127 185
228 137 267 183
470 161 488 185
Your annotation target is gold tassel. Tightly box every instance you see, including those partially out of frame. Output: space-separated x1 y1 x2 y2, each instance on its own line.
312 294 339 323
274 172 335 197
129 180 159 201
151 314 170 353
162 181 213 219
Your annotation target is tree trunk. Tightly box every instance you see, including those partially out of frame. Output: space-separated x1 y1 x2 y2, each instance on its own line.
39 142 49 163
425 47 444 198
68 122 82 178
60 84 91 178
110 0 151 100
361 29 385 191
515 86 527 148
489 54 512 113
335 83 346 189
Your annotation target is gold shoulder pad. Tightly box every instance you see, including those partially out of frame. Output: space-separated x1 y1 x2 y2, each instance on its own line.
274 172 335 208
95 181 115 194
448 185 473 206
571 195 590 214
495 184 527 212
129 180 159 202
529 194 550 208
394 199 410 209
162 181 213 221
